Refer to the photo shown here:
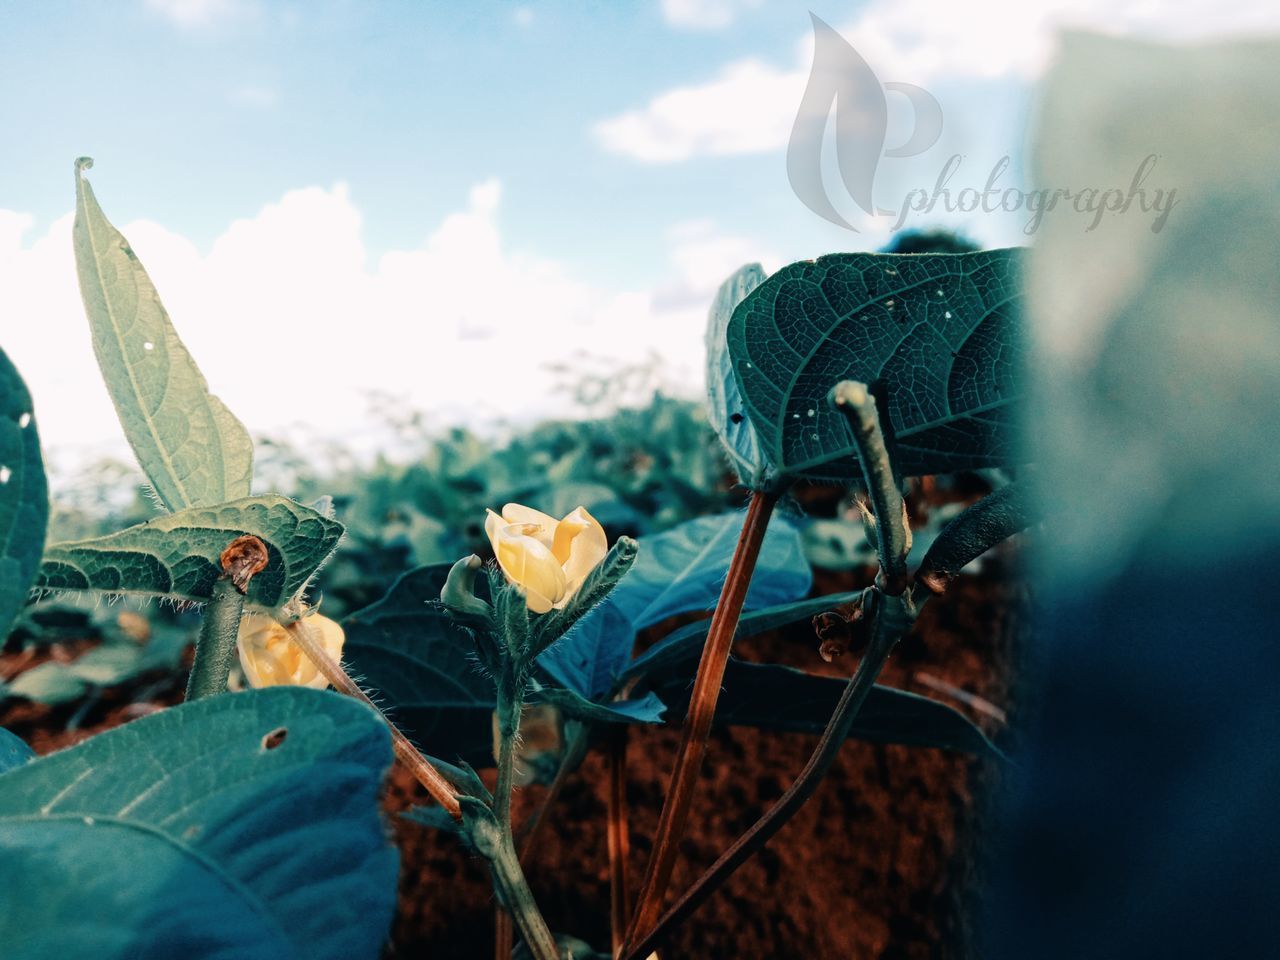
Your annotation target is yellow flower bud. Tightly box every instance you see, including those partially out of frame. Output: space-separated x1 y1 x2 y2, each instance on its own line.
236 612 345 689
484 503 609 613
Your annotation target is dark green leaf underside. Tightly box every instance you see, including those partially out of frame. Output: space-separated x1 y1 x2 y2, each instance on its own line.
728 248 1025 480
36 495 342 611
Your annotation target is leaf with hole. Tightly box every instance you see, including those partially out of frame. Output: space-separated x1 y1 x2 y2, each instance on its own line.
728 248 1025 480
0 347 48 641
73 158 253 511
36 495 342 612
0 687 398 959
706 263 770 486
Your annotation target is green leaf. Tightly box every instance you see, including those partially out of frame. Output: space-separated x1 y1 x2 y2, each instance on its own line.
6 625 191 706
622 589 865 684
0 728 34 774
36 495 342 612
0 687 397 959
73 158 253 511
342 564 496 767
0 347 48 640
654 658 1004 759
706 263 770 486
728 248 1025 480
540 511 811 700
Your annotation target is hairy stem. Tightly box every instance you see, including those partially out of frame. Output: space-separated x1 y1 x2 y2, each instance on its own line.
184 576 246 700
625 487 781 948
488 828 560 960
286 619 462 821
621 594 911 960
607 727 631 958
492 669 523 960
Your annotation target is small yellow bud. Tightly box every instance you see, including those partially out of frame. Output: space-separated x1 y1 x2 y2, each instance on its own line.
236 612 345 689
484 503 609 613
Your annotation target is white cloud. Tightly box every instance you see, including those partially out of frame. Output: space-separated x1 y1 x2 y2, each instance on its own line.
598 0 1280 162
660 0 760 31
513 6 535 28
594 58 801 162
145 0 253 29
0 182 772 476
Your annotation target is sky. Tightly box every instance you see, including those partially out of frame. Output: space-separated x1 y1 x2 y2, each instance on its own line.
2 0 1275 478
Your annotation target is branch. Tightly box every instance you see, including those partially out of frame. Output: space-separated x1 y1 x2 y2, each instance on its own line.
830 381 910 593
624 486 782 948
621 592 914 960
287 619 462 821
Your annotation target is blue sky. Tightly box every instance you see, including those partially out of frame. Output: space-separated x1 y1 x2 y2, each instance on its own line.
1 0 1263 468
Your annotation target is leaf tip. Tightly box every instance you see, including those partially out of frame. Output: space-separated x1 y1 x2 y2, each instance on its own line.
75 156 94 177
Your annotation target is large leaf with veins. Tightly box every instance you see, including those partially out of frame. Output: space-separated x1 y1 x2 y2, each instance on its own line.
728 248 1025 480
73 158 254 511
36 495 342 611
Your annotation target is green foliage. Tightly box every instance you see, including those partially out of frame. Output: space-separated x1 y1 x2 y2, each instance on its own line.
36 495 342 612
653 659 1004 760
0 347 48 640
73 158 253 511
0 687 398 960
728 248 1025 481
343 564 496 766
0 728 34 773
626 589 1002 758
539 511 811 703
705 263 769 487
6 622 190 706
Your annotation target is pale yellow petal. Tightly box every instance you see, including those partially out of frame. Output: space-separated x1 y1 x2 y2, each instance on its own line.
550 511 589 565
494 522 568 612
501 502 557 548
555 506 609 607
485 508 506 554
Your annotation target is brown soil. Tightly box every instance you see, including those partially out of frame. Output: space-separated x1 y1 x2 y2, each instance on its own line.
2 499 1026 960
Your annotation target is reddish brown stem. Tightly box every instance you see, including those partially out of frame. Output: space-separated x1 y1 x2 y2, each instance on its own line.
607 727 631 957
494 906 513 960
624 487 780 948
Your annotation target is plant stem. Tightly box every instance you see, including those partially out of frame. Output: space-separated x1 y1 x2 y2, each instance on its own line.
624 487 781 949
620 594 910 960
286 619 462 821
831 381 909 593
607 727 631 958
184 576 246 700
493 671 522 960
489 830 561 960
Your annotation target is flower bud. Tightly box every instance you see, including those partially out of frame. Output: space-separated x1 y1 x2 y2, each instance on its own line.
484 503 609 613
